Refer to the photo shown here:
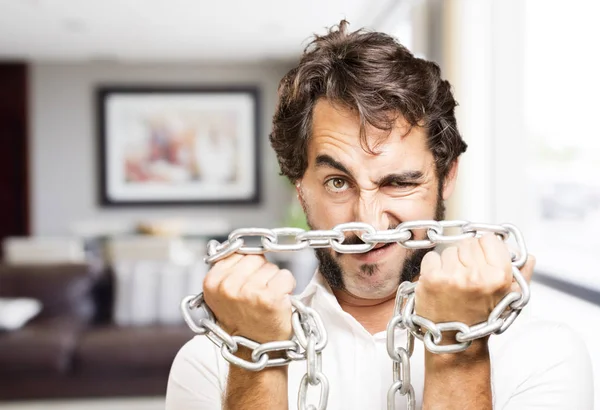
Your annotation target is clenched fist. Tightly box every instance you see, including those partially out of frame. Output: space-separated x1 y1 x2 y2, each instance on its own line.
202 254 297 344
415 233 535 330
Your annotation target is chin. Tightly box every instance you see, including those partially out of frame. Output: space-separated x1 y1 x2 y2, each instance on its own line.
345 265 401 298
316 243 411 298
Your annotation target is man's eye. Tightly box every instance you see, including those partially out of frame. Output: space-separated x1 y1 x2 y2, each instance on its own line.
325 178 349 192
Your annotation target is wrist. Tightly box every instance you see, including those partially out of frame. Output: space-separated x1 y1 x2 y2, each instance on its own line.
228 345 290 374
225 347 289 410
425 338 490 370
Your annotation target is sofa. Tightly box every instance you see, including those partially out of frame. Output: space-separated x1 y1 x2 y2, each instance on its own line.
0 262 194 401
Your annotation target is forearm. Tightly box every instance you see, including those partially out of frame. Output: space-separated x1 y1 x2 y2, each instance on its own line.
223 348 289 410
422 339 492 410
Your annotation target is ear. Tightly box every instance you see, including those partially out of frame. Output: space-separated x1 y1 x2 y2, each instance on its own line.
295 180 307 212
294 180 302 198
441 159 459 200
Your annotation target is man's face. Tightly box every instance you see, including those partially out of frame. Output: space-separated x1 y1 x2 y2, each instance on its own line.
297 99 457 299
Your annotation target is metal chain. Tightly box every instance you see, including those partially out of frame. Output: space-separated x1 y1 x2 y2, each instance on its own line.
180 293 329 410
387 282 416 410
181 220 530 410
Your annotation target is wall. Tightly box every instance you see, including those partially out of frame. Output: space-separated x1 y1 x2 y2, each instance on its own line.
30 61 294 236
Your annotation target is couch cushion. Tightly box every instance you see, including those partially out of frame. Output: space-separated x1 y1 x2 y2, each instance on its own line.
0 297 42 330
0 263 96 323
75 325 193 374
0 318 80 376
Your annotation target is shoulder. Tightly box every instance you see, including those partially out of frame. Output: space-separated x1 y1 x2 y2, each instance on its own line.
491 316 590 363
170 335 224 381
489 316 593 409
166 335 225 408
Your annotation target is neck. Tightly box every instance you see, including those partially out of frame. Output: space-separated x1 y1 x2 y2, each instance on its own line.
333 288 396 334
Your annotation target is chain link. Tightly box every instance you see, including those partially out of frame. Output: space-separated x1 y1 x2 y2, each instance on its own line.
385 280 417 409
183 220 530 410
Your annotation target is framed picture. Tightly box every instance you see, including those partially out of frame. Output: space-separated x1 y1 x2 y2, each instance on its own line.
97 86 260 206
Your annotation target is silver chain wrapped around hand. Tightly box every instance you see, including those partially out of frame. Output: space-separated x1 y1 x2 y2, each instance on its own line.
181 220 530 410
180 293 329 410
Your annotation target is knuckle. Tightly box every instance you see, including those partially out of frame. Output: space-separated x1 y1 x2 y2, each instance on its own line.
218 278 240 300
441 246 457 259
241 254 266 267
417 268 432 284
420 251 439 271
261 262 279 273
279 268 295 281
484 233 504 250
420 269 446 290
257 292 277 311
239 283 260 301
484 266 509 291
203 274 220 293
476 237 491 252
272 269 296 289
462 237 478 247
458 268 482 292
461 275 478 292
480 232 496 241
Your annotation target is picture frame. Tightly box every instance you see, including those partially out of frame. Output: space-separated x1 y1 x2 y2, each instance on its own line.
97 86 260 206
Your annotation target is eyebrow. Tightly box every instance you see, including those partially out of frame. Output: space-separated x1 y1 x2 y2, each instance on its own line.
315 154 353 176
314 154 425 185
377 171 424 186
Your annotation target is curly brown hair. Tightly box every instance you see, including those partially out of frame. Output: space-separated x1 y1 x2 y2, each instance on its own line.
270 20 467 183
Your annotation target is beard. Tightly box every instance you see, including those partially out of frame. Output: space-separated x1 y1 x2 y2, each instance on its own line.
308 184 446 292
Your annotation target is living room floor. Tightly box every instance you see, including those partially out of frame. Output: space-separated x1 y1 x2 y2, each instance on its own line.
0 397 164 410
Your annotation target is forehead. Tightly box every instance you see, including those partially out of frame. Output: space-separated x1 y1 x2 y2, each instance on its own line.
308 99 432 172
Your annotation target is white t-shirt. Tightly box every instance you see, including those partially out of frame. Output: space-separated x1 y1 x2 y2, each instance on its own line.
166 272 594 409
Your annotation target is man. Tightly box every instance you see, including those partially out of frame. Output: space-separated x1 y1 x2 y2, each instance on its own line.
166 21 593 409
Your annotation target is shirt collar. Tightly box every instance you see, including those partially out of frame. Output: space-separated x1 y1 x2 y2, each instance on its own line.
295 270 390 340
296 269 329 300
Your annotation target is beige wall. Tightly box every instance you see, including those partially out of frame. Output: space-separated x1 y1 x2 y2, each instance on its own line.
30 61 293 236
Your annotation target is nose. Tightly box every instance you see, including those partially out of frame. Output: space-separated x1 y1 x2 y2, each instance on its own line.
354 192 391 233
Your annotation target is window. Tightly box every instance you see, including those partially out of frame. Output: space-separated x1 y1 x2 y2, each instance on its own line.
522 0 600 289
